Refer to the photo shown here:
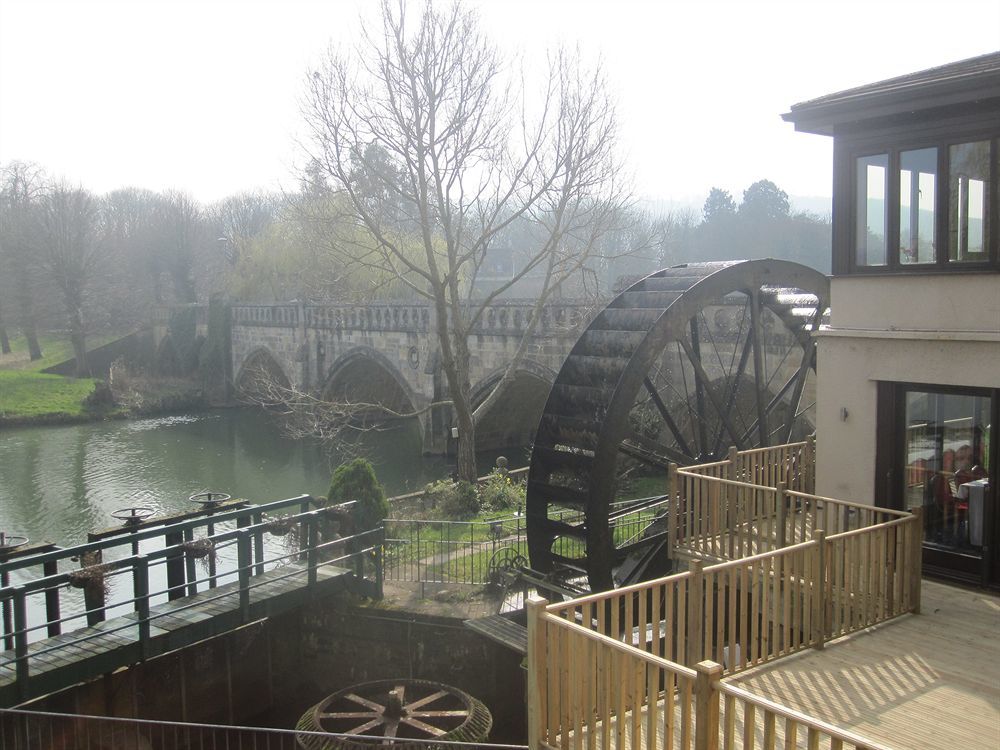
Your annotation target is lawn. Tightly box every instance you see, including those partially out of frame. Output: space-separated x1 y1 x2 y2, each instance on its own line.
0 332 121 373
0 370 98 420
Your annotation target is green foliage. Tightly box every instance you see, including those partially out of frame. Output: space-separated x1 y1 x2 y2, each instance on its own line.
478 473 526 513
328 458 389 532
424 479 480 519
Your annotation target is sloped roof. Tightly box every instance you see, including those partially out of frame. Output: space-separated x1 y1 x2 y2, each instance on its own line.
783 51 1000 135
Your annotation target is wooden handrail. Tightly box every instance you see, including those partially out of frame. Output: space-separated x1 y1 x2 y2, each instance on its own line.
786 489 911 518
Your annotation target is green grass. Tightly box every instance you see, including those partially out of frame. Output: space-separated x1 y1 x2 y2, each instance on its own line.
0 332 122 373
0 370 98 420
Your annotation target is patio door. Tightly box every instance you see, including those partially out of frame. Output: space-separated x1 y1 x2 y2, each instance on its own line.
879 383 998 586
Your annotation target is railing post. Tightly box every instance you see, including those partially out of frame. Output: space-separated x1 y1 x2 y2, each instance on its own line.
687 560 704 666
695 660 723 750
375 526 384 600
13 587 28 698
776 482 788 548
237 530 251 621
42 561 61 638
667 463 679 559
133 555 150 659
909 508 923 614
727 446 739 481
81 553 107 626
165 530 184 601
812 529 826 649
526 594 550 750
306 514 319 588
805 434 816 494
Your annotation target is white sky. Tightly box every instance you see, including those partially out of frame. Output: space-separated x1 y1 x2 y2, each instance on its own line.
1 0 997 210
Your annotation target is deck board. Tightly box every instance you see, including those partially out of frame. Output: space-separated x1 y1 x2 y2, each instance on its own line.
729 580 1000 749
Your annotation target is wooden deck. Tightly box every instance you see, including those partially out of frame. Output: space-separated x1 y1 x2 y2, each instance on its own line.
0 563 356 707
728 580 1000 749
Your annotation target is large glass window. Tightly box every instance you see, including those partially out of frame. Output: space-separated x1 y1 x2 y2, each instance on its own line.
899 148 937 264
949 141 990 263
903 390 991 558
856 154 888 266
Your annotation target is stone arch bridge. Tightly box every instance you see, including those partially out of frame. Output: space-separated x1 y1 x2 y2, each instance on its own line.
228 301 591 454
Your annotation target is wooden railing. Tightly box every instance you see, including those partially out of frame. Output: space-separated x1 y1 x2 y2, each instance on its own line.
669 441 910 562
715 680 893 750
528 441 923 750
528 597 699 750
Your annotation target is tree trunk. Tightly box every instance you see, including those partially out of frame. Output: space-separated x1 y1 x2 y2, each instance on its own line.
0 303 10 355
23 322 42 361
69 308 89 377
454 397 478 484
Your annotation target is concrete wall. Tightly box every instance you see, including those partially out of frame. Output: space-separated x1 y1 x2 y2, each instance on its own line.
814 274 1000 503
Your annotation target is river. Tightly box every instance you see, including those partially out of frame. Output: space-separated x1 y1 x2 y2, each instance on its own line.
0 408 522 548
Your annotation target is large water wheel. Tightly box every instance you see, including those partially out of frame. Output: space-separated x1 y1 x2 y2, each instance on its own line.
296 679 493 749
526 260 830 593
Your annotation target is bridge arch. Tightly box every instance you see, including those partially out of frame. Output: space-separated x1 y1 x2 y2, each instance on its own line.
234 347 292 402
471 360 557 452
322 346 420 419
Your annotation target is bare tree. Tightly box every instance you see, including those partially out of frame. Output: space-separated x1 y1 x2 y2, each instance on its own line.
302 0 627 480
0 162 49 361
37 184 103 376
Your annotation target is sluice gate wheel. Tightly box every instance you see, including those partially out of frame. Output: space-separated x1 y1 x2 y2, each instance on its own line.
526 260 830 593
296 678 492 749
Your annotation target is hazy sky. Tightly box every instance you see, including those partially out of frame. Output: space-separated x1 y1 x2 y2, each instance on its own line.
1 0 997 210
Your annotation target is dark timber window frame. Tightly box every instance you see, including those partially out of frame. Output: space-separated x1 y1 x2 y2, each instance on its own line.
832 111 1000 276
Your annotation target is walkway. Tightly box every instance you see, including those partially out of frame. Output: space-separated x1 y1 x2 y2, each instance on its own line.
729 580 1000 749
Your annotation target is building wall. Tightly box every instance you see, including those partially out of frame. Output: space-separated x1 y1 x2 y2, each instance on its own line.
815 274 1000 503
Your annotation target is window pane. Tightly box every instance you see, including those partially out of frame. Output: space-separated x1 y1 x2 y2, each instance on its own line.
899 148 937 264
949 141 990 262
904 390 991 558
856 154 888 266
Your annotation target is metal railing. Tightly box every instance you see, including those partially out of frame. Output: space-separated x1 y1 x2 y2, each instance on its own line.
0 502 384 701
0 707 528 750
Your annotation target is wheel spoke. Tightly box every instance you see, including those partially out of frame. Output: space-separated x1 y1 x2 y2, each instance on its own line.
344 693 387 711
405 689 449 711
347 718 384 734
679 338 746 451
749 289 770 446
642 377 694 457
711 326 755 456
402 717 448 736
689 317 710 456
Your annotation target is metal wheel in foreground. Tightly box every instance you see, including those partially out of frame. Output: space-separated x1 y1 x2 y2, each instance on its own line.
296 679 492 749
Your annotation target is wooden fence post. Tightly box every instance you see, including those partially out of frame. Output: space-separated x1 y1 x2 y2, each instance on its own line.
526 594 550 750
13 587 28 698
727 446 739 481
812 530 826 649
776 482 788 549
909 508 923 614
804 435 816 494
42 560 61 638
667 463 679 559
687 560 704 666
695 660 723 750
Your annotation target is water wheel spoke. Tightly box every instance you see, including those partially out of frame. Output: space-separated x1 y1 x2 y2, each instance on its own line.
409 710 471 717
642 377 694 457
679 338 745 451
347 718 385 734
620 436 689 468
737 358 811 446
404 689 449 711
688 318 710 455
344 693 387 712
382 719 400 740
401 717 448 736
749 288 770 445
711 326 755 456
318 711 380 719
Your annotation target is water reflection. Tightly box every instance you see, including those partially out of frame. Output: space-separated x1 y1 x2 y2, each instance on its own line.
0 409 507 547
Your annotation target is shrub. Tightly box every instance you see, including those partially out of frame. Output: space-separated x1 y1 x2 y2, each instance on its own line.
328 458 389 532
478 472 525 513
425 479 480 519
